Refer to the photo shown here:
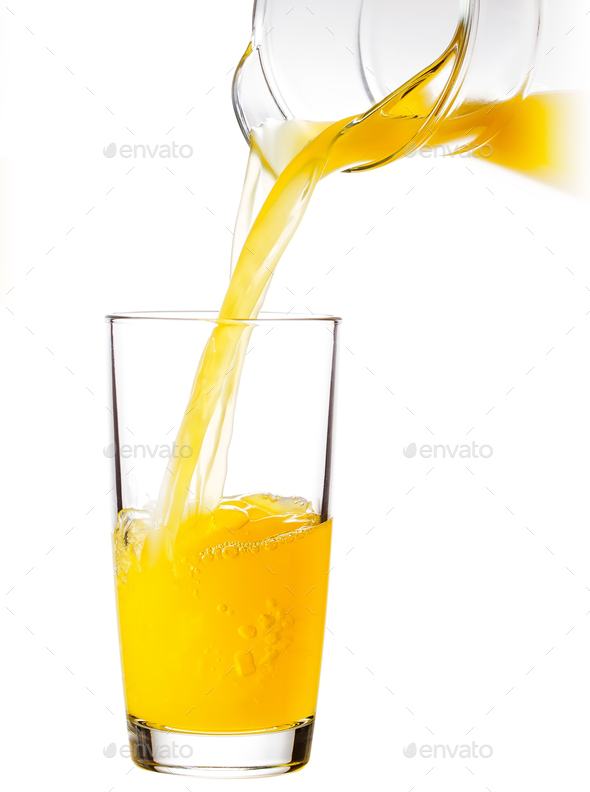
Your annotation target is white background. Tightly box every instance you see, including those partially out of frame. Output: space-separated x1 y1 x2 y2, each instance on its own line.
2 1 590 790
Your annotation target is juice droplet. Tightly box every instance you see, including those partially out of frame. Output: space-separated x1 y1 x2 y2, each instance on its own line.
226 609 234 617
282 615 294 628
265 540 278 551
238 625 257 639
265 633 278 645
272 608 285 621
259 650 278 665
266 598 277 608
234 650 256 676
217 603 227 613
222 545 239 559
258 613 274 630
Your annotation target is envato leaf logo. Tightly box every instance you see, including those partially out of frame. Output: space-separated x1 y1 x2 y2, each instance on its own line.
103 743 117 758
403 742 418 758
403 443 417 459
103 142 117 158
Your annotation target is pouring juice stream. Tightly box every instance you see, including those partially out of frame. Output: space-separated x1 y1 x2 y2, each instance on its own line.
156 77 570 535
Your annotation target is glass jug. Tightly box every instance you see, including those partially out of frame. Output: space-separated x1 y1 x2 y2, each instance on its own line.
232 0 542 165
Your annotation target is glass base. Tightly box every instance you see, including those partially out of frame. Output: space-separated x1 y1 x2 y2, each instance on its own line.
127 715 315 778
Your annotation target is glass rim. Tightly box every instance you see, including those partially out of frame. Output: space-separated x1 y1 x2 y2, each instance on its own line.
105 310 342 324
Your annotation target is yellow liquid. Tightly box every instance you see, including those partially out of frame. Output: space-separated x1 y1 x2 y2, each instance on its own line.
114 43 576 734
115 496 331 732
477 91 582 188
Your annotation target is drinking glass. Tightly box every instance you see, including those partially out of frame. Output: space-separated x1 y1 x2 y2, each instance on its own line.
106 311 340 777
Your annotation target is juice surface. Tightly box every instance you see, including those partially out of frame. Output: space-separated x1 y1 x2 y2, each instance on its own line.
115 494 332 732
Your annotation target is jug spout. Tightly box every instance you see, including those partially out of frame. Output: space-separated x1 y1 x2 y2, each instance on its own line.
232 39 287 145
